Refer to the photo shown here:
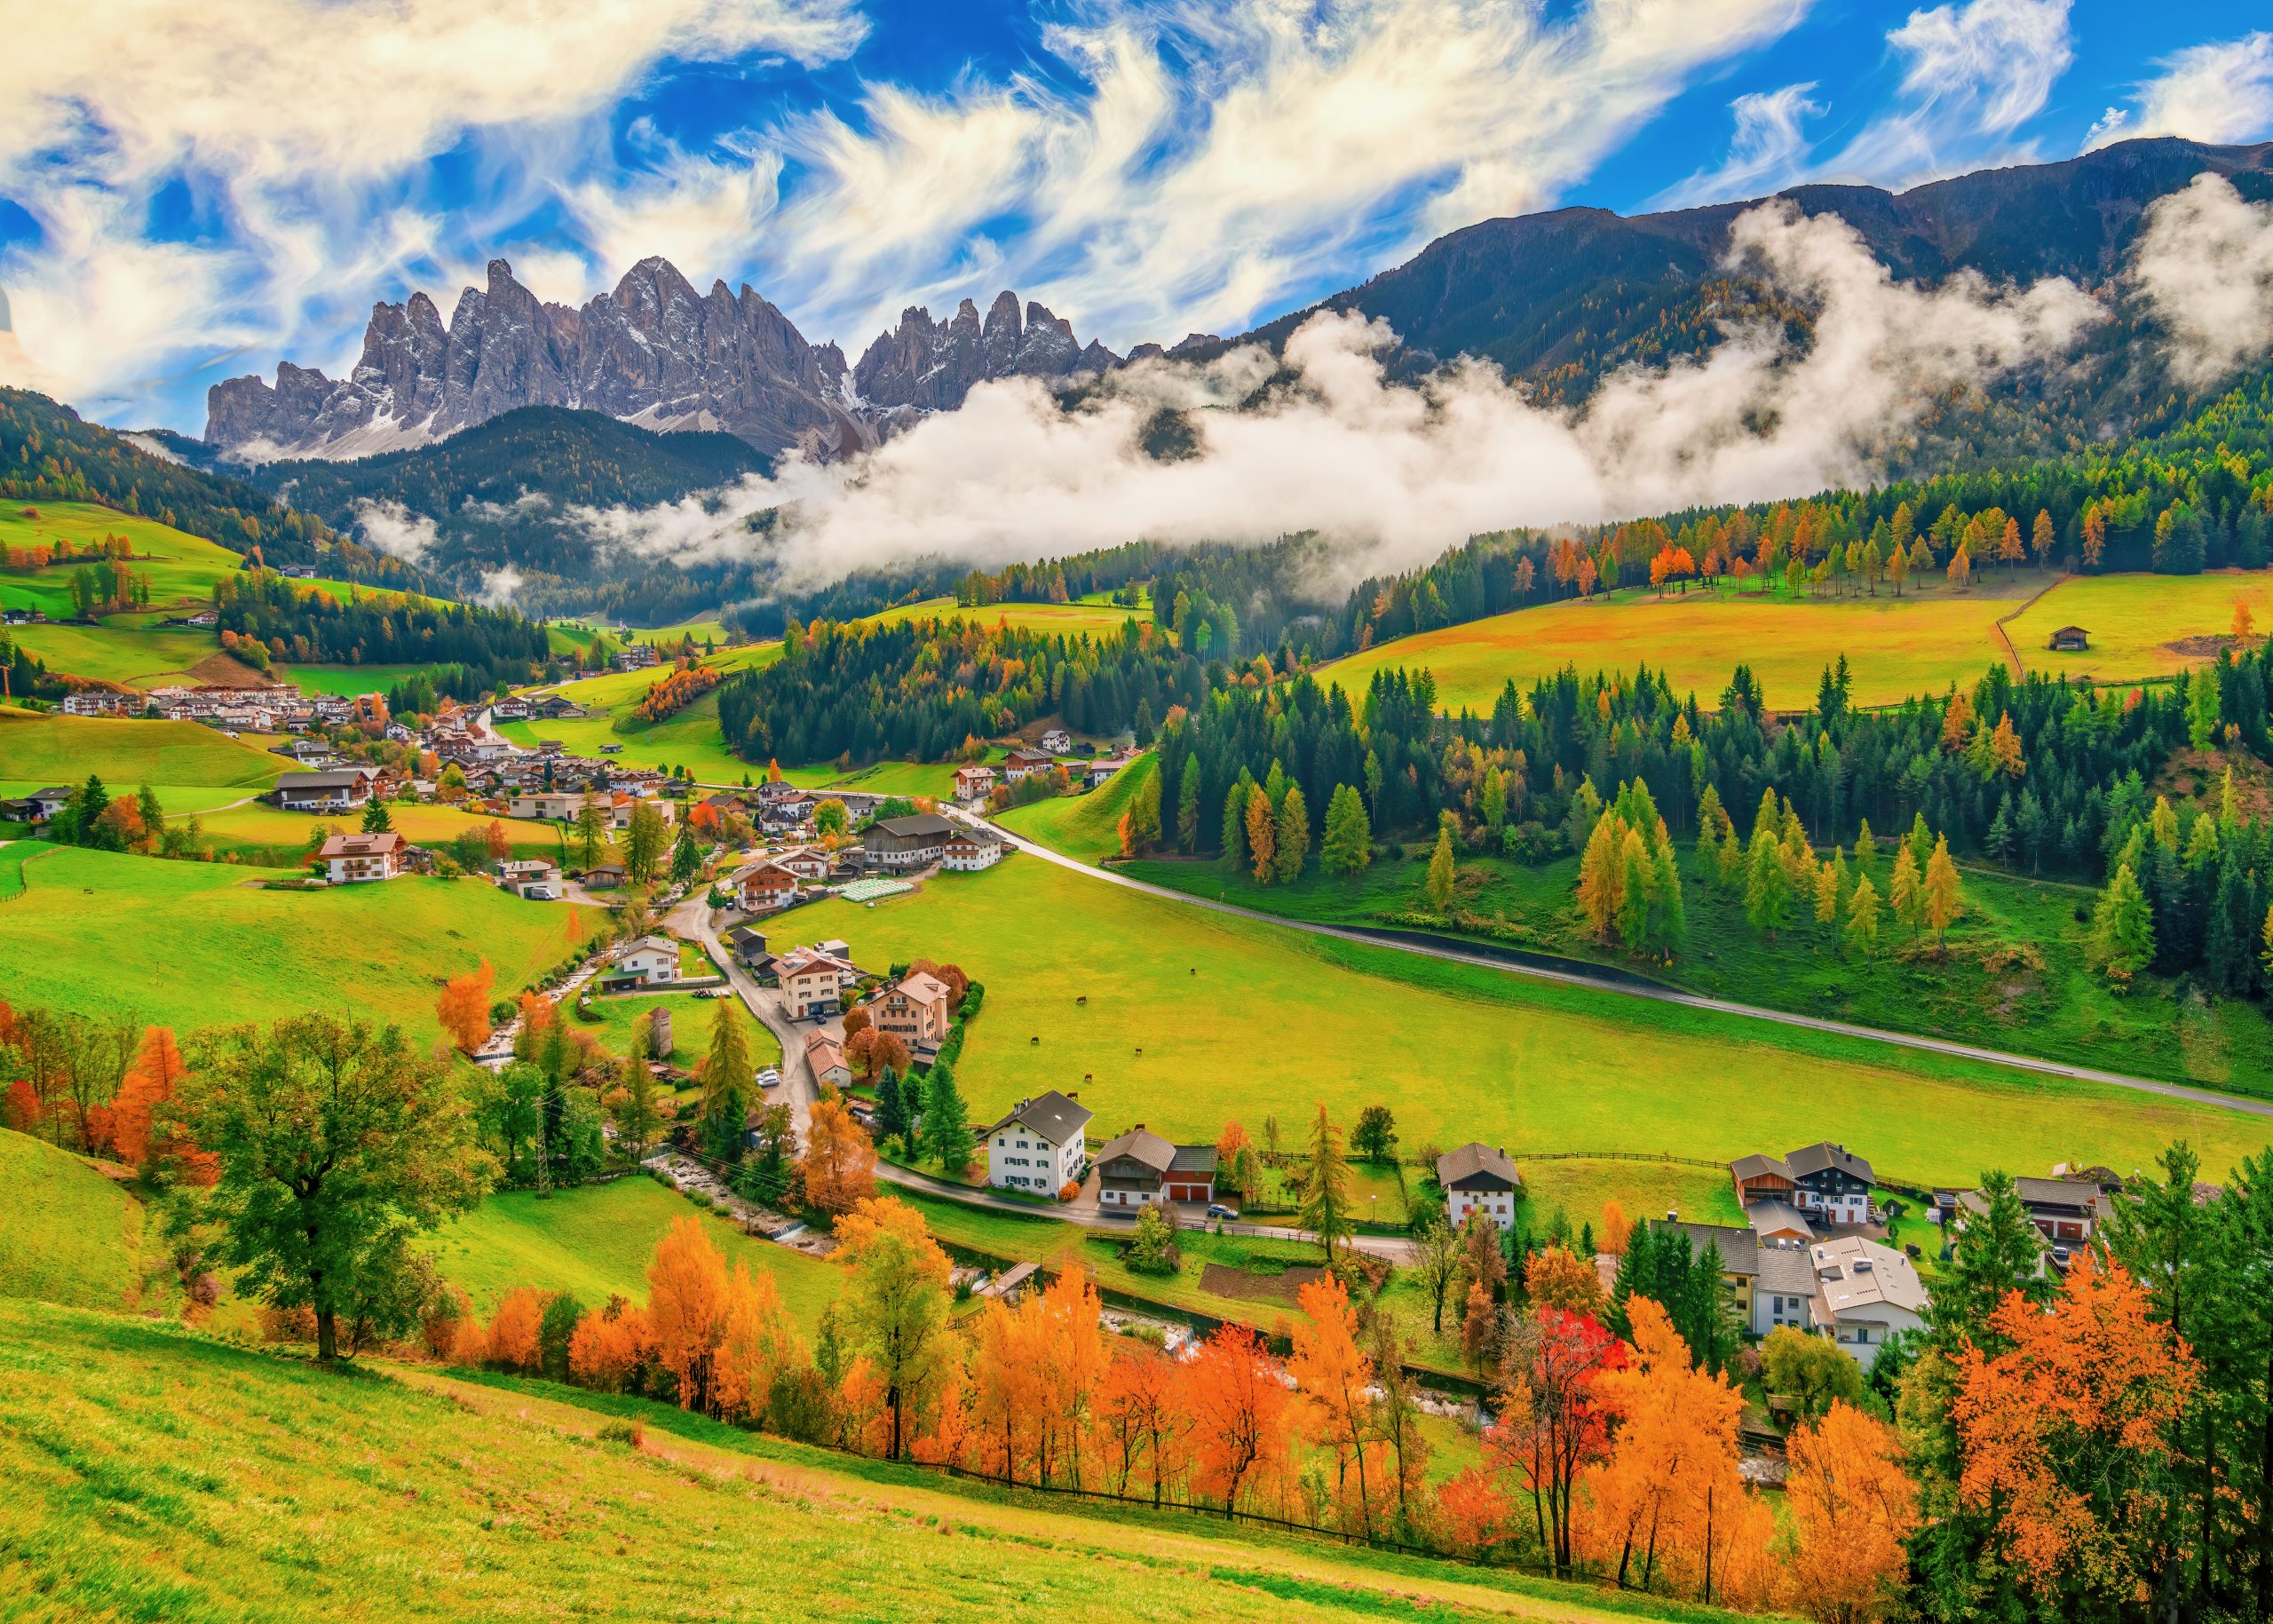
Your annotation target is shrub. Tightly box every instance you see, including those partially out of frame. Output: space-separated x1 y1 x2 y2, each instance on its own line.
1124 1204 1182 1276
598 1419 645 1448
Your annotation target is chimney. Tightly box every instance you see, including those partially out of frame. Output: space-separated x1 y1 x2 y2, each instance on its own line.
1666 1208 1679 1223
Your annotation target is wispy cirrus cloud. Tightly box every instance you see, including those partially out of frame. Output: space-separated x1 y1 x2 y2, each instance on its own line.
1652 83 1824 209
2085 32 2273 151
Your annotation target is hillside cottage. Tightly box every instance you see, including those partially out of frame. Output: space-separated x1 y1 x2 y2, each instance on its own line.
610 936 681 986
1094 1128 1217 1208
1764 1236 1928 1369
864 812 953 871
317 830 407 883
953 764 997 800
60 691 131 716
1436 1143 1523 1229
583 861 627 890
1003 749 1053 781
497 859 562 900
940 829 1005 871
274 768 376 812
2048 625 2089 651
872 970 954 1053
1040 727 1072 754
985 1090 1092 1195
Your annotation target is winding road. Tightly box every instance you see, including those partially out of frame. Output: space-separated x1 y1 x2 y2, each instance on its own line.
952 809 2273 1123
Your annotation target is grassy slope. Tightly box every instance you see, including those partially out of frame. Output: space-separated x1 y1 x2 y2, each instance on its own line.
867 598 1150 638
505 646 780 784
426 1179 837 1333
769 854 2273 1188
0 1301 1713 1624
0 844 575 1038
579 990 783 1076
1113 840 2273 1105
4 623 220 688
0 707 288 790
0 1131 152 1312
1318 572 2051 715
997 754 1154 864
2008 569 2273 682
185 799 572 865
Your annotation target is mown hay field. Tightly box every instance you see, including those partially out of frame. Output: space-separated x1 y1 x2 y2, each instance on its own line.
2009 568 2273 682
1318 574 2051 713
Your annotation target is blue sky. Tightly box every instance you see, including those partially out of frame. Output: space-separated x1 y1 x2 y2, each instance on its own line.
2 0 2268 433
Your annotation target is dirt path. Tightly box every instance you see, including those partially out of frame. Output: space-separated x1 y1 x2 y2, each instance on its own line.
1992 570 2070 676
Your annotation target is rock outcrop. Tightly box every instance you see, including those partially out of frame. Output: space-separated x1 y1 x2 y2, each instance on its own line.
850 291 1120 411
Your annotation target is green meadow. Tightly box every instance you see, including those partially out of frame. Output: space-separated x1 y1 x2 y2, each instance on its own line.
0 706 288 789
426 1177 839 1333
770 852 2273 1189
1 844 576 1040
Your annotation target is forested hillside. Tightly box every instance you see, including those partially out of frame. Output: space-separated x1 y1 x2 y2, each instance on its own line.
0 390 408 585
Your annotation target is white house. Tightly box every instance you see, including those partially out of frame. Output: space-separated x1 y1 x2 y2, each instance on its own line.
317 830 406 883
612 936 682 986
1094 1128 1216 1208
1437 1143 1523 1229
985 1090 1092 1195
1754 1235 1928 1370
1040 727 1072 754
510 791 582 821
940 829 1005 871
497 859 562 900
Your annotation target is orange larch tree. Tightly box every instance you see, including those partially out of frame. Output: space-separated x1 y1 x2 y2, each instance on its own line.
1184 1324 1296 1518
435 960 495 1053
109 1026 216 1185
1783 1400 1919 1623
1288 1273 1390 1538
1097 1343 1190 1504
647 1216 733 1415
803 1086 878 1216
1952 1261 2198 1615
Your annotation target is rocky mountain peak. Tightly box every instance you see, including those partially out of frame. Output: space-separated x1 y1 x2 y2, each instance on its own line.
850 288 1121 412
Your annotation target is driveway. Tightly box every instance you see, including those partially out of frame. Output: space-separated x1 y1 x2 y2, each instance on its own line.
665 891 818 1135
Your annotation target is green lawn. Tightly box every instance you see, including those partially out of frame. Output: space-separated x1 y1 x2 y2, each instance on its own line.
578 991 783 1078
0 1299 1691 1624
1110 838 2273 1106
0 503 249 620
427 1178 840 1335
0 1130 152 1313
0 780 254 818
503 649 780 784
0 706 289 789
769 852 2273 1191
0 844 578 1040
281 661 447 697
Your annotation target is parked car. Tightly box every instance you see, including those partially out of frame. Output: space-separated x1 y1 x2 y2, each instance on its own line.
1207 1203 1239 1220
755 1066 782 1089
694 988 721 1000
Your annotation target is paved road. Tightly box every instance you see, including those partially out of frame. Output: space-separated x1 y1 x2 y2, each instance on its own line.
951 811 2273 1123
666 891 820 1135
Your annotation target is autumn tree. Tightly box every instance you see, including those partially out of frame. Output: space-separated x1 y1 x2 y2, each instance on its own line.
1528 1244 1606 1318
698 995 755 1162
1488 1307 1624 1576
1414 1213 1463 1334
1185 1324 1295 1517
1922 834 1964 952
804 1085 879 1215
1952 1262 2197 1615
435 960 495 1053
1763 1325 1865 1422
109 1026 215 1185
1426 822 1456 909
1244 785 1276 884
648 1215 731 1414
1289 1273 1390 1537
836 1197 954 1461
1097 1343 1190 1505
175 1015 492 1362
1785 1402 1920 1623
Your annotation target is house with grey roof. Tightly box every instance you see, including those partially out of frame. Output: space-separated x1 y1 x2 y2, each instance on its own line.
1095 1127 1217 1209
984 1090 1092 1196
1436 1143 1523 1230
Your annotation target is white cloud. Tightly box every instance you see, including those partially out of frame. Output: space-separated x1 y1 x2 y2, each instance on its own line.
570 202 2104 595
0 0 862 409
2128 173 2273 387
560 142 786 297
1654 83 1825 208
475 565 527 607
352 498 442 564
1822 0 2072 186
562 0 1815 356
2085 33 2273 152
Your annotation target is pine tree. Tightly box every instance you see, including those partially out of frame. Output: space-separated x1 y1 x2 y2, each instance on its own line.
1426 824 1456 911
875 1065 907 1147
1923 835 1964 951
1889 844 1924 946
1176 771 1201 852
1650 838 1685 955
1481 765 1508 835
923 1063 974 1175
2089 864 2156 987
1274 784 1309 882
1616 828 1652 951
1853 818 1877 871
1321 783 1373 874
1577 814 1622 940
1907 811 1933 870
1844 873 1881 960
1220 778 1249 870
1745 822 1791 938
1814 852 1841 926
361 799 392 834
1244 785 1276 883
